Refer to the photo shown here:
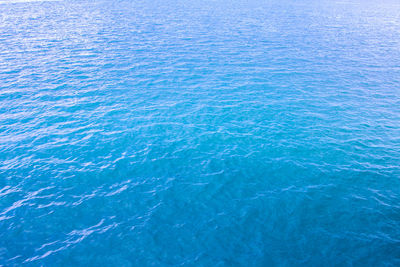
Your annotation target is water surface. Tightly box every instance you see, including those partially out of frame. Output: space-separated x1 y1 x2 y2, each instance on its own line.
1 0 400 265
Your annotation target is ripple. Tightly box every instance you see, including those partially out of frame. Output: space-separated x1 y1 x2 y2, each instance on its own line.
1 0 400 265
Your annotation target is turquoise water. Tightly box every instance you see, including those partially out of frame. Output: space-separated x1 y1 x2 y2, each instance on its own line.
1 0 400 265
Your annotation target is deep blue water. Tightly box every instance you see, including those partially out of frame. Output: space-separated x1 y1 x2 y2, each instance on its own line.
1 0 400 265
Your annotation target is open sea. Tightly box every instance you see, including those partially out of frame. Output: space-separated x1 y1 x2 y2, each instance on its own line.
0 0 400 265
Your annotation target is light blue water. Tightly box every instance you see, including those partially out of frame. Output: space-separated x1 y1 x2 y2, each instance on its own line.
1 0 400 265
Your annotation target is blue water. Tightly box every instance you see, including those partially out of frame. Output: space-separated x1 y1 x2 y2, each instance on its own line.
1 0 400 265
